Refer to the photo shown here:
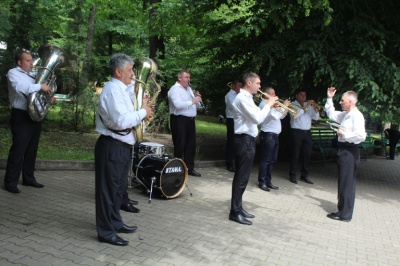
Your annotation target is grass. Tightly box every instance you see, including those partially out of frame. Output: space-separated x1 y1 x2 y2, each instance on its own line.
0 114 227 161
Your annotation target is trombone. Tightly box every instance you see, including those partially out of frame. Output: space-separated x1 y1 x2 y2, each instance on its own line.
257 90 298 118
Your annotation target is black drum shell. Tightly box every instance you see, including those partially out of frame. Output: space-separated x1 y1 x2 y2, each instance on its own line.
136 155 188 198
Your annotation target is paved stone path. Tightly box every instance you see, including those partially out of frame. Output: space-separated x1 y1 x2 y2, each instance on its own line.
0 156 399 265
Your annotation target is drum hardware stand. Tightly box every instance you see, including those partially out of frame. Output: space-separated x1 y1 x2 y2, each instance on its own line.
185 183 193 197
148 177 156 203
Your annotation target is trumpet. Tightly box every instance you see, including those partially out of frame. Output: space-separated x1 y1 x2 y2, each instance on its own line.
227 82 233 89
291 101 320 111
257 90 298 118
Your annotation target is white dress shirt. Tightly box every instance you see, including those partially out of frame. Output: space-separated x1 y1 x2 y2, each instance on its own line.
259 101 286 134
96 78 147 145
225 89 238 119
7 67 41 110
168 82 198 117
290 100 319 130
325 98 366 144
233 89 271 138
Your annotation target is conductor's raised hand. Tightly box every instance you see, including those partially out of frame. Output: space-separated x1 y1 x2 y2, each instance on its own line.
327 87 336 98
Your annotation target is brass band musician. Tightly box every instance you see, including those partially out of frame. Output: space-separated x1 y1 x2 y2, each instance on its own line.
288 89 319 185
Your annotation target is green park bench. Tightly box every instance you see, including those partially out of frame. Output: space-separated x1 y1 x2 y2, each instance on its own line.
359 134 382 160
311 127 381 165
311 127 337 166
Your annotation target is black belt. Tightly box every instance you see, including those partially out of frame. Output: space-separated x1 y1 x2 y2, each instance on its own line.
291 128 310 132
100 135 133 149
338 142 358 147
171 114 195 120
234 133 255 140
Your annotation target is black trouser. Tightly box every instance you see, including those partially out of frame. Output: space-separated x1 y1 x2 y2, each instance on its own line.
230 134 255 215
336 143 360 220
95 135 131 239
289 129 312 179
385 129 400 159
122 141 140 206
258 132 279 186
4 108 42 189
170 114 196 170
225 118 235 169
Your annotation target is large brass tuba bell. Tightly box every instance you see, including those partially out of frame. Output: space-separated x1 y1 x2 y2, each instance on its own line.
27 44 69 121
133 57 159 142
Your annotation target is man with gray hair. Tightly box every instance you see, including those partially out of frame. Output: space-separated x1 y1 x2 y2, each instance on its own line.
95 53 152 246
325 87 366 222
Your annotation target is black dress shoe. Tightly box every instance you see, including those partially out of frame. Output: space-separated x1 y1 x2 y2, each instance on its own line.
289 178 298 184
117 224 138 233
120 203 140 213
128 199 138 205
327 212 351 222
300 176 313 184
229 213 252 225
98 235 129 246
22 181 44 188
241 209 255 218
188 169 201 177
267 183 279 190
5 186 21 194
258 184 270 192
227 166 235 172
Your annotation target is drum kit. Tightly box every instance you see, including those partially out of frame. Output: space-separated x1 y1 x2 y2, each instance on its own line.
128 142 192 203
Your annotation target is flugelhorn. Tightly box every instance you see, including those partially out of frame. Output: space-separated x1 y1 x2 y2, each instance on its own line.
256 90 298 117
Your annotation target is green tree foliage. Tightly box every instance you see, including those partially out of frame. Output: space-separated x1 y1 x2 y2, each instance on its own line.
1 0 400 131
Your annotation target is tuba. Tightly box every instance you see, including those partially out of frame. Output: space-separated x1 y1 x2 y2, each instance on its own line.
27 44 69 121
133 57 159 142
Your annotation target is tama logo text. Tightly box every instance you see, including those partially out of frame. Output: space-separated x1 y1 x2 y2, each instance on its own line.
165 167 182 173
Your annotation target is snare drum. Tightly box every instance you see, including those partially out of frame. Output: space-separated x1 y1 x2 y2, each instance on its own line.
136 155 188 198
138 142 165 156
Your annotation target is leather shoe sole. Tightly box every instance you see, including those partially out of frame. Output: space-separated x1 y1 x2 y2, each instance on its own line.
117 224 138 233
327 213 351 222
227 167 235 172
267 183 279 190
98 235 129 246
5 186 21 194
241 209 255 218
258 184 270 192
22 182 44 188
128 199 138 205
229 213 252 225
121 204 140 213
300 177 313 184
188 169 201 177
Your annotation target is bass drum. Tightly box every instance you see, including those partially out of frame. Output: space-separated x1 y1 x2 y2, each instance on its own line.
136 155 188 199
